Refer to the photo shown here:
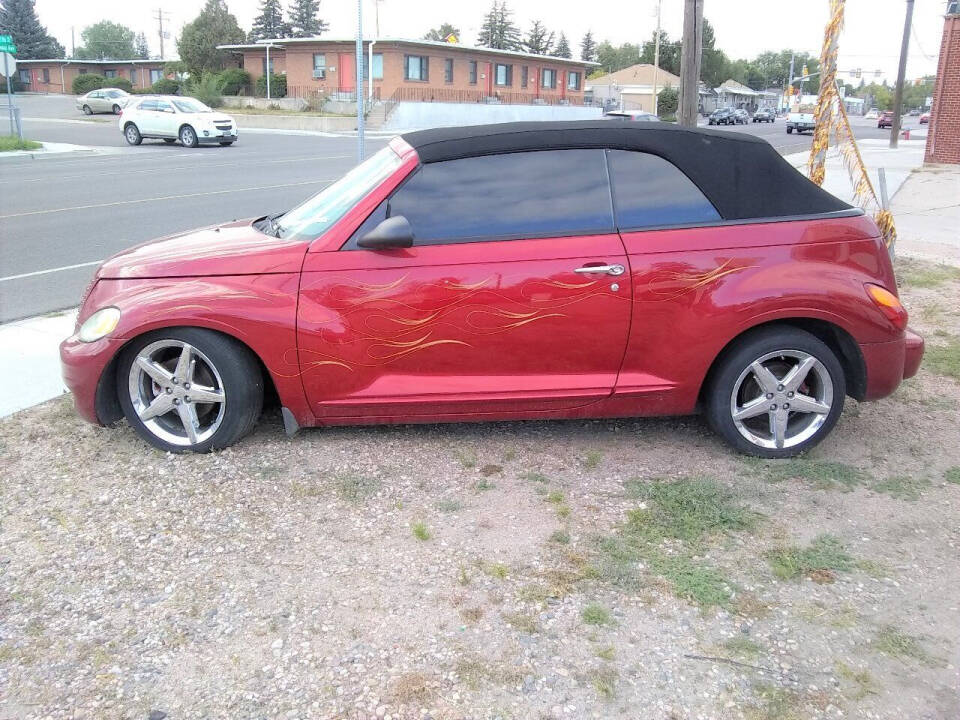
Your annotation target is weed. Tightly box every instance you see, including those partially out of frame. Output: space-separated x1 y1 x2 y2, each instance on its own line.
502 611 539 633
722 635 762 660
411 521 431 541
870 475 930 501
871 625 943 666
483 562 509 580
521 470 549 484
589 665 618 699
645 551 735 607
473 478 496 492
503 449 517 462
595 645 616 661
897 259 960 288
581 603 613 626
0 136 42 152
925 335 960 380
753 458 870 491
746 683 806 720
835 661 877 700
460 607 483 624
546 490 565 504
549 529 571 545
946 466 960 484
767 534 853 581
335 473 381 502
556 504 571 519
457 564 470 586
455 654 523 689
581 450 603 469
456 449 478 469
479 463 503 476
436 499 464 513
390 671 434 703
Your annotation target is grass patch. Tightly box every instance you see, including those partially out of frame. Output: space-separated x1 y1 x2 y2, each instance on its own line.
334 472 381 502
870 474 930 501
588 666 618 699
455 449 478 469
925 335 960 380
555 504 571 519
473 477 496 492
459 606 483 624
483 562 509 580
751 458 870 491
581 450 603 469
946 466 960 484
549 529 571 545
0 135 42 152
897 258 960 288
722 635 763 660
767 534 853 582
595 645 616 660
521 470 549 483
411 521 431 541
454 654 523 690
546 490 565 504
746 684 806 720
581 602 613 626
502 611 539 634
835 661 877 700
646 551 736 607
871 625 943 666
390 671 434 704
436 499 463 513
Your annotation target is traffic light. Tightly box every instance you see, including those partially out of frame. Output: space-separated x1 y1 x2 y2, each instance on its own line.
802 64 808 77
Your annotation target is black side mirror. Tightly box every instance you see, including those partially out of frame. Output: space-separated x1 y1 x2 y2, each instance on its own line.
357 215 414 250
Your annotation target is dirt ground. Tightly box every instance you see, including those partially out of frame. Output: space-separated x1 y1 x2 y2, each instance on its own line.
1 258 959 720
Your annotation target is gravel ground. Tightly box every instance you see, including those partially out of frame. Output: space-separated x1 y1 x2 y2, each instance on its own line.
2 259 959 720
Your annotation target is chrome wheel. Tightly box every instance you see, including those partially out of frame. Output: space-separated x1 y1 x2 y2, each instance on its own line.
180 126 197 146
730 350 833 451
127 340 226 446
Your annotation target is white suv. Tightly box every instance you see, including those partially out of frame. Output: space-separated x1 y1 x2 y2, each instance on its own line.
120 96 238 147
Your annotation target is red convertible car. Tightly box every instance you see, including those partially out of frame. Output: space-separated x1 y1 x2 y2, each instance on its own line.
61 121 923 458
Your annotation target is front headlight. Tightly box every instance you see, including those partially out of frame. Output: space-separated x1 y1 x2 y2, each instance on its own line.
78 307 121 342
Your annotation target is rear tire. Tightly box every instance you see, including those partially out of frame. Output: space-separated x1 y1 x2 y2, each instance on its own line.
82 105 92 115
112 104 122 114
116 327 263 453
180 125 199 148
786 126 793 134
705 326 846 458
124 123 142 145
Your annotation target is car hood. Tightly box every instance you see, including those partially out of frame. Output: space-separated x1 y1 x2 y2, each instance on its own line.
97 220 310 279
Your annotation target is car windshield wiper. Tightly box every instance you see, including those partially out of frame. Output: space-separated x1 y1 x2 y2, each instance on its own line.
265 212 285 238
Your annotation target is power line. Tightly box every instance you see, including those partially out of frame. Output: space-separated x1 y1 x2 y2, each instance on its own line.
154 9 172 60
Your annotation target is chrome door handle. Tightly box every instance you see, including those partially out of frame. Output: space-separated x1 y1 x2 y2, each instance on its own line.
574 264 625 276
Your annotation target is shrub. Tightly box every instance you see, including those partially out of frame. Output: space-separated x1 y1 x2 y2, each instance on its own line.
0 77 25 92
111 77 133 93
187 73 225 108
151 77 181 95
255 73 287 98
657 86 679 117
72 73 106 95
218 68 251 95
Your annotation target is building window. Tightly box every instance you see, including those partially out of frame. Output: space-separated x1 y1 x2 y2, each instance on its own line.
567 71 580 91
370 53 383 80
104 69 117 79
468 60 477 85
495 63 512 87
79 68 88 75
541 68 556 89
444 58 453 84
521 66 528 88
261 57 275 76
150 68 162 84
312 53 326 79
130 67 138 82
41 68 50 83
18 69 30 84
405 55 429 81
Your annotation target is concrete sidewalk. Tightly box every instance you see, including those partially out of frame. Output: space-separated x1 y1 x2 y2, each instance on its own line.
0 309 76 417
890 165 960 266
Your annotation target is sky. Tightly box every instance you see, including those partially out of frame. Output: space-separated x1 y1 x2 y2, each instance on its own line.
34 0 949 83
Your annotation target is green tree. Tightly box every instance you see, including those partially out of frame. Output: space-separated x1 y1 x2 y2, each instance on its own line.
640 29 680 75
0 0 64 58
177 0 246 77
579 30 596 63
249 0 290 41
134 31 150 59
551 32 571 59
75 21 135 60
477 1 521 51
422 22 460 42
287 0 328 37
657 85 678 117
595 40 640 74
699 19 729 87
522 20 553 55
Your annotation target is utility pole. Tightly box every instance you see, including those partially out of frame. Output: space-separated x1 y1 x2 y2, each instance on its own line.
786 52 795 110
71 27 75 57
154 9 171 60
677 0 704 126
374 0 382 38
652 0 662 116
889 0 914 148
356 0 365 163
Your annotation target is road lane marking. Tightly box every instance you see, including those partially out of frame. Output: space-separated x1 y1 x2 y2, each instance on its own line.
0 260 103 283
0 179 332 219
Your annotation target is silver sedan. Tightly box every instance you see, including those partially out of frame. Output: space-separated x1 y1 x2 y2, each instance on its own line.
77 88 131 115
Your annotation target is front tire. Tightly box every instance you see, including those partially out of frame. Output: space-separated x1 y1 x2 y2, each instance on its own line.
112 104 122 114
705 327 845 458
116 328 264 453
786 126 793 134
180 125 199 148
82 104 92 115
124 123 142 145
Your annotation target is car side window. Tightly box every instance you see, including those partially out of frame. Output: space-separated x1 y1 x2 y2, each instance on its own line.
607 149 720 229
351 150 614 247
155 100 173 113
139 99 156 111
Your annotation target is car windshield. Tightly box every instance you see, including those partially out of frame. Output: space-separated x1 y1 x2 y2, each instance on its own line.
273 146 403 240
172 98 212 113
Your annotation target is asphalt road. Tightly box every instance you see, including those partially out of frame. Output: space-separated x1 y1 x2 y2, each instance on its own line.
0 94 922 322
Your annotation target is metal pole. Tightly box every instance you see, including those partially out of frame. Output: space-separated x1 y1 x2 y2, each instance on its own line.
5 54 15 138
266 45 271 100
889 0 914 148
786 53 794 110
356 0 364 162
652 0 662 116
368 39 376 101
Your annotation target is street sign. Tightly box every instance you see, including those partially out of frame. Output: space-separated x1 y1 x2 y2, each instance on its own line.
0 35 15 54
0 52 16 77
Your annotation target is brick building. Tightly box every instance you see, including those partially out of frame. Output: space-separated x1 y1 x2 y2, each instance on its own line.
925 4 960 164
218 38 598 104
13 59 169 94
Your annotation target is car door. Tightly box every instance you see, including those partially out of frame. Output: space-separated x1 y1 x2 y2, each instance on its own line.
297 149 633 419
153 99 179 137
87 90 104 112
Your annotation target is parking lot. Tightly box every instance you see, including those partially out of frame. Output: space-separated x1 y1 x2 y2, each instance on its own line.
0 94 914 323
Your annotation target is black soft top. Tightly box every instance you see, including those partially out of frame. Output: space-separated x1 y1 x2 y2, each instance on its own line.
400 121 852 222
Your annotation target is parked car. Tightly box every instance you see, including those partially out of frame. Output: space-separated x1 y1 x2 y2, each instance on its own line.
733 109 749 124
119 95 238 147
878 111 894 129
752 108 776 123
786 109 816 134
76 88 130 115
920 112 930 124
864 109 879 120
61 121 923 458
708 108 735 125
604 110 660 122
908 109 920 116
